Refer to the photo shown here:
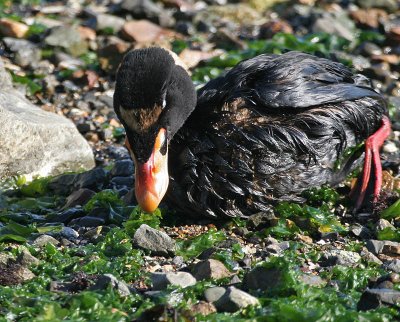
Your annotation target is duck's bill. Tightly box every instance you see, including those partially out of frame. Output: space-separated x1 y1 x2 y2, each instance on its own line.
131 129 169 212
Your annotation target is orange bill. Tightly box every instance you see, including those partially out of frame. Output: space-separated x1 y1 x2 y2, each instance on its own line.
131 128 169 212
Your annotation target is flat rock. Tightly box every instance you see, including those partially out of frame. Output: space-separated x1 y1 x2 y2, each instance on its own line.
320 249 361 267
32 234 60 247
243 266 283 291
204 286 227 303
214 286 259 312
247 211 279 230
358 288 400 310
90 274 131 297
192 259 231 281
0 64 94 180
366 240 386 255
64 188 95 208
121 20 165 43
383 259 400 273
94 13 125 32
151 271 196 290
133 224 176 257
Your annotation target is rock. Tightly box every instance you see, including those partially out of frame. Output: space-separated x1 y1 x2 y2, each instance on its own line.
214 286 259 313
204 286 226 303
120 0 162 21
350 224 371 239
355 0 398 12
69 216 105 227
17 249 40 267
151 271 196 290
376 219 395 231
190 301 217 316
0 18 29 38
358 288 400 310
247 211 278 230
192 259 231 281
383 142 398 154
243 266 283 291
121 20 166 43
361 249 383 266
366 240 386 255
45 25 88 56
0 59 12 88
259 19 293 39
299 274 326 287
55 52 85 70
93 13 125 32
110 176 134 188
64 188 96 208
0 65 94 179
60 227 79 240
90 274 131 297
2 37 41 68
74 168 107 190
133 224 176 257
32 235 60 247
383 259 400 273
320 249 361 267
312 12 356 42
110 160 134 177
50 207 85 224
83 226 102 240
355 42 383 57
0 262 35 285
350 9 388 29
382 244 400 256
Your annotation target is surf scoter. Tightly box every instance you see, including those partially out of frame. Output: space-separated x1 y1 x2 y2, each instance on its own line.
113 47 390 218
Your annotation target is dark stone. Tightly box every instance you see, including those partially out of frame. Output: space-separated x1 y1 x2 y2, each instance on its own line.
64 188 95 209
74 167 107 190
110 176 134 188
48 173 78 195
214 286 259 312
90 274 131 297
76 122 92 134
320 250 361 267
350 224 371 239
175 21 195 36
107 146 130 160
247 211 278 230
358 288 400 310
366 240 385 255
50 207 85 224
69 216 105 227
243 266 283 291
192 259 231 281
119 0 162 21
383 259 400 273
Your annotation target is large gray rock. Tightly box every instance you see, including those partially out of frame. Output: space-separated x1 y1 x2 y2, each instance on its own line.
0 62 94 179
133 224 176 257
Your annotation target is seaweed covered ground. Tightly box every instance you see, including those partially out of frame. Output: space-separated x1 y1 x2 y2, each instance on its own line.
1 0 400 321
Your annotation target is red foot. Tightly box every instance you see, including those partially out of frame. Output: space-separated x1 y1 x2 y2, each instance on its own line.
351 116 391 211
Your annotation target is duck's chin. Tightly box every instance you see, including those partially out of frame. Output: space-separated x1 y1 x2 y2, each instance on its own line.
134 148 169 213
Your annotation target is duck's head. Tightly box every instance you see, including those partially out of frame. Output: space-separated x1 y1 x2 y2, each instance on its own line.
114 47 196 212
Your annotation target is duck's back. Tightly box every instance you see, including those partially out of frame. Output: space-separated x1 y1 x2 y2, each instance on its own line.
166 52 387 218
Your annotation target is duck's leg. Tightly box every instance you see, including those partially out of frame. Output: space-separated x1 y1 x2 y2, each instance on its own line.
352 116 391 211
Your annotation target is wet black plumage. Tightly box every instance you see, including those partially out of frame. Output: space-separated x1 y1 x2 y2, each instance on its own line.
165 51 387 218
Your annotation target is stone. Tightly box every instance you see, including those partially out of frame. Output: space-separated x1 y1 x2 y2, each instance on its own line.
60 227 79 240
50 207 85 223
0 18 29 38
204 286 226 303
350 224 371 239
2 37 41 68
358 288 400 310
383 259 400 273
247 211 278 230
190 301 217 316
243 266 283 291
64 189 96 209
192 259 231 281
376 219 395 231
214 286 259 312
121 20 165 43
361 249 383 266
382 244 400 256
312 12 356 42
45 25 88 56
133 224 176 257
74 168 107 190
299 274 326 287
110 176 134 188
0 262 35 285
350 9 388 29
97 36 130 73
32 235 60 247
120 0 162 21
366 240 386 255
151 271 196 290
90 274 131 297
69 216 105 227
17 249 40 267
110 160 134 177
93 13 125 32
355 0 398 12
0 65 94 180
320 249 361 267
